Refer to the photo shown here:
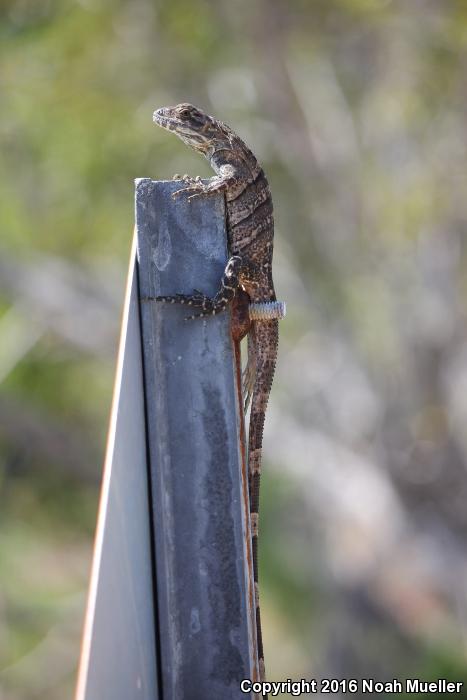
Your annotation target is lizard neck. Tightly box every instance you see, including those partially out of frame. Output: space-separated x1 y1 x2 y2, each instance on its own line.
208 137 260 180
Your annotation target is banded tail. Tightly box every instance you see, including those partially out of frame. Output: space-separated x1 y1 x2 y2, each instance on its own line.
247 319 279 682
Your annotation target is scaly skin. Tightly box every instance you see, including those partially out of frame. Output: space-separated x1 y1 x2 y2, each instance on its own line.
152 103 278 683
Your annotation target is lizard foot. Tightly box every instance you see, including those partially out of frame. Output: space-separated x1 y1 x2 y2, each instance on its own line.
152 290 218 319
153 291 201 305
172 183 215 201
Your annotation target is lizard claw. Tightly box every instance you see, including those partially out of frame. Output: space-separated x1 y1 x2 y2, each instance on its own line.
191 291 211 306
187 186 216 202
187 191 205 202
182 174 203 185
172 184 207 200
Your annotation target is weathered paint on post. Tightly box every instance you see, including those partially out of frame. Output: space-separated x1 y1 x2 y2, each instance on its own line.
76 233 160 700
136 179 257 700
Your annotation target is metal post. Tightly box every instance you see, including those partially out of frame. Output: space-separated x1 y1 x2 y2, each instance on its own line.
76 233 160 700
136 178 257 700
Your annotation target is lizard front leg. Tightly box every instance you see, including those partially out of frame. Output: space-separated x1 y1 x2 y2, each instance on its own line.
172 165 238 201
144 255 243 320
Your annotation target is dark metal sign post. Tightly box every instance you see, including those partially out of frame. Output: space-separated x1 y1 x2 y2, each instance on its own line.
77 180 257 700
137 178 257 699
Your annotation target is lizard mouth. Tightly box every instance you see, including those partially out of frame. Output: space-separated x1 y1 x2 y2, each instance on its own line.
153 107 177 131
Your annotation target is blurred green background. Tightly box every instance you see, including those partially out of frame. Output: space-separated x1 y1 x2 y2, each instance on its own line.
2 0 467 698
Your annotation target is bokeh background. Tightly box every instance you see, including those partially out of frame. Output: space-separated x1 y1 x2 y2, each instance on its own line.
2 0 467 698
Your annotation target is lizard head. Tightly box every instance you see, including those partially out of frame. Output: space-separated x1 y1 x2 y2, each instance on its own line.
153 103 229 156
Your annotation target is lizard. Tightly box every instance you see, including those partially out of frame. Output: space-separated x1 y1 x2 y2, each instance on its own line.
151 103 285 684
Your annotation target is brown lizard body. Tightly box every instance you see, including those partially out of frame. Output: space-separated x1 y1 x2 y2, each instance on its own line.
152 103 281 683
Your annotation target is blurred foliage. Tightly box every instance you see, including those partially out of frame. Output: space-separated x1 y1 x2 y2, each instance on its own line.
2 0 467 697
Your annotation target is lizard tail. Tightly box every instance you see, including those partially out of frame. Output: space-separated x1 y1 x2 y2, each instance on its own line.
248 319 279 682
242 323 257 412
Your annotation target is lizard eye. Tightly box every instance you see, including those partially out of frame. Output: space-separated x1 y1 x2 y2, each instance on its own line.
177 107 192 118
